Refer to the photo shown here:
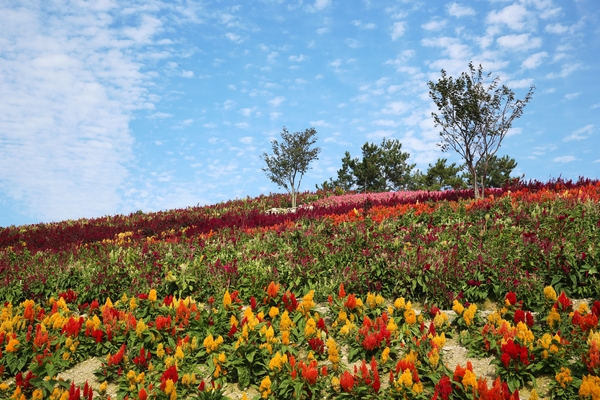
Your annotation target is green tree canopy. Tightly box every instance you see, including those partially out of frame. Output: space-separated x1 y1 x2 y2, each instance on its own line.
261 127 320 208
318 138 415 192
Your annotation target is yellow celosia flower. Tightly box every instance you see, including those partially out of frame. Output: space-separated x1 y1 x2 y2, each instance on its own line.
304 317 317 338
579 303 590 314
529 389 539 400
544 286 557 301
269 351 288 371
387 317 398 334
394 297 406 310
127 370 137 384
463 304 477 326
428 347 440 368
218 352 226 364
136 320 147 337
547 307 561 329
0 383 9 391
403 350 418 364
375 294 385 306
412 382 424 394
203 334 224 354
281 330 290 345
339 320 356 336
165 356 175 367
463 369 477 391
31 389 43 400
327 337 340 367
331 377 340 392
404 309 417 325
99 381 108 394
5 338 19 353
555 367 573 389
366 293 376 308
279 311 293 331
579 374 600 398
452 300 464 315
156 343 165 358
432 332 446 349
395 369 413 389
298 290 315 316
148 289 157 302
516 322 535 345
259 376 272 399
433 312 449 328
381 346 391 364
129 297 137 311
269 307 279 319
175 345 185 360
223 290 232 308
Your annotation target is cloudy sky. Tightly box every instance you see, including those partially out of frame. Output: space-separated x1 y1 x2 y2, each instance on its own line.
1 0 598 227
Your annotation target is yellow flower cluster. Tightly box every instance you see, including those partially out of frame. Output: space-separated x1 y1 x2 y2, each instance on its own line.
516 322 535 345
381 346 391 364
463 304 477 326
203 334 224 354
148 289 157 302
579 374 600 398
452 300 464 316
544 286 557 302
538 333 561 359
259 376 272 399
387 317 398 334
327 337 340 368
269 351 288 371
428 347 440 368
462 369 478 392
366 292 385 309
547 307 561 329
304 317 317 338
279 310 294 331
213 353 227 378
297 290 315 316
433 311 449 329
555 367 573 389
404 308 417 325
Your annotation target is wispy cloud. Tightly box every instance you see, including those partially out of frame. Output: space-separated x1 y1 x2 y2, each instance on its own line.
486 4 531 31
553 155 577 163
546 63 582 79
306 0 331 13
563 124 594 141
497 34 542 51
352 20 377 29
522 51 548 69
390 22 406 40
268 96 286 107
564 92 581 101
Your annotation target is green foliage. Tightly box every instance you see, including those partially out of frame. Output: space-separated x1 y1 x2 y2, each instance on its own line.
261 127 321 208
319 138 415 192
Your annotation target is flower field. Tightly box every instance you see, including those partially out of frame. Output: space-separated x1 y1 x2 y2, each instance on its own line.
0 178 599 399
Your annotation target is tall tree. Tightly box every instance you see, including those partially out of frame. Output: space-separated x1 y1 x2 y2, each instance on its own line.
318 138 415 192
261 127 320 208
471 154 518 188
428 62 534 198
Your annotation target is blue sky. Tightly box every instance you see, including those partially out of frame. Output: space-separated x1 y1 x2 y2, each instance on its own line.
1 0 599 227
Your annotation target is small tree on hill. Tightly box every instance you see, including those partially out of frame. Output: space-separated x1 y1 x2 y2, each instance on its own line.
261 127 320 208
318 138 415 192
428 62 534 198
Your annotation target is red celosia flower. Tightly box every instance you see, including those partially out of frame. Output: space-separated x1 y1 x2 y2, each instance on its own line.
514 309 525 324
370 357 380 393
266 282 279 298
340 371 355 392
362 333 379 351
160 365 179 390
505 292 517 306
344 294 357 310
108 344 126 366
433 375 452 400
301 360 319 385
250 296 257 310
317 318 328 333
308 337 325 354
338 283 346 299
555 291 572 311
62 316 84 338
138 387 148 400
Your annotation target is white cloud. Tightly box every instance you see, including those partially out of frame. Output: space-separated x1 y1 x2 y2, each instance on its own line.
267 51 278 64
310 120 332 127
486 4 531 31
563 124 593 141
366 130 395 140
422 19 447 31
592 104 600 110
564 92 581 101
345 39 361 48
506 78 534 89
306 0 331 12
546 63 582 79
222 99 236 110
240 107 258 117
446 2 476 18
225 32 245 44
148 112 172 119
316 27 330 35
0 1 167 221
288 54 307 62
553 155 577 163
227 84 236 90
240 136 254 144
180 70 194 78
382 101 411 115
203 123 218 128
373 119 399 127
545 23 572 34
497 34 542 51
270 112 282 120
268 96 286 107
235 122 249 129
352 20 376 29
522 51 548 69
390 22 406 40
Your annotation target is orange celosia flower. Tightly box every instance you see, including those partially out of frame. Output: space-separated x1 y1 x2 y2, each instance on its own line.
266 282 279 298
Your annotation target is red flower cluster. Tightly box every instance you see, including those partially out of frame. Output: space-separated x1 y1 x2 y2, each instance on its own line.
358 314 391 352
500 339 532 369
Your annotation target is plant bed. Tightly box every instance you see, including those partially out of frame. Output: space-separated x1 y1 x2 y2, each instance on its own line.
1 283 599 399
